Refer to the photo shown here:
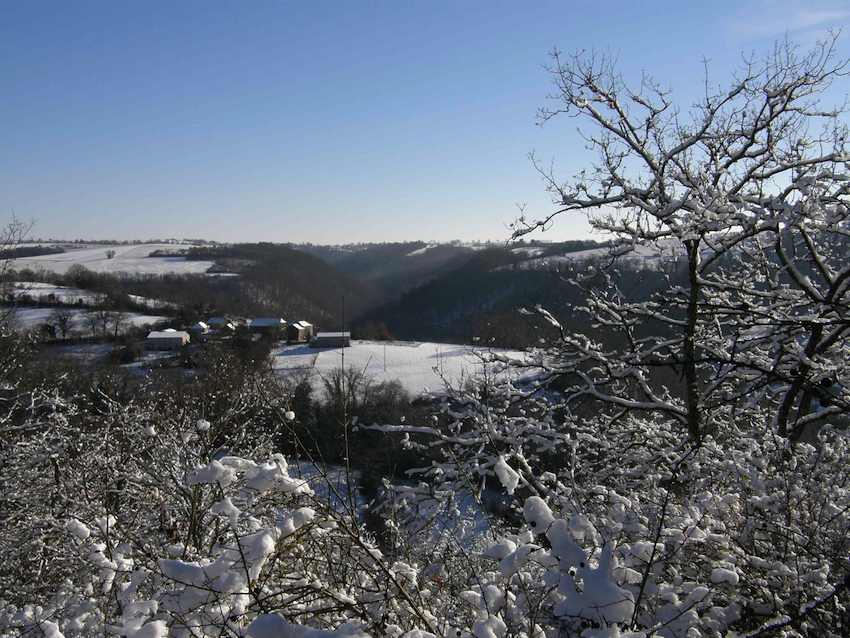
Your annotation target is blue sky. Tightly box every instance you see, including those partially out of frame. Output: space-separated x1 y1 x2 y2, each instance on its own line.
2 1 849 243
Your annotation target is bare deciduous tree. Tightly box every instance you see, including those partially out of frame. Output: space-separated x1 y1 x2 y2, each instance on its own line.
50 306 75 339
513 36 850 443
109 311 128 340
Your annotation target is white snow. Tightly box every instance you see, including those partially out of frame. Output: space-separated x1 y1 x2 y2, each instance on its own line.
8 243 214 275
499 240 720 272
4 282 174 310
406 244 437 257
211 496 241 523
510 246 545 257
128 294 177 310
522 496 555 532
187 460 237 488
146 330 189 340
710 567 740 586
65 518 91 540
3 306 167 335
5 282 100 304
126 621 167 638
494 456 520 495
248 614 369 637
38 621 64 638
482 539 517 561
272 340 525 397
499 245 662 270
43 343 115 361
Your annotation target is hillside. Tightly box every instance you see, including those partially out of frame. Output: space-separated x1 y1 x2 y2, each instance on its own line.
6 242 383 329
179 243 383 325
361 244 683 348
293 241 478 300
5 238 669 343
8 243 215 275
272 339 527 398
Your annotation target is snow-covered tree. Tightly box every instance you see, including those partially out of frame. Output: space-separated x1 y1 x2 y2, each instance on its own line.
370 37 850 636
512 36 850 444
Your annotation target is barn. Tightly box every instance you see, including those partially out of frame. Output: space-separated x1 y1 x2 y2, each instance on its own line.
145 329 190 351
249 317 286 335
287 320 314 343
189 321 209 334
207 317 237 332
311 331 351 348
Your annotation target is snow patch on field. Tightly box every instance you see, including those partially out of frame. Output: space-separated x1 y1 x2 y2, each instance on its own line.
42 342 115 362
5 282 175 310
4 306 167 335
499 242 689 271
8 244 214 275
7 282 100 304
510 246 545 257
128 294 177 310
272 340 525 397
406 244 437 257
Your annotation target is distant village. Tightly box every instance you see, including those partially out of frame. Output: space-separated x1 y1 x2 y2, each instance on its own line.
146 317 350 351
0 279 353 367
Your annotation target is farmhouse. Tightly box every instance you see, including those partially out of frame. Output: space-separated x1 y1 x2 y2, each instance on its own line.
287 320 314 343
249 317 286 335
311 331 350 348
207 317 237 333
189 321 209 334
207 316 235 329
145 329 190 351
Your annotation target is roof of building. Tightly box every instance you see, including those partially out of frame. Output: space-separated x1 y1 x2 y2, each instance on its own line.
291 320 313 329
147 330 190 340
315 331 350 338
250 317 286 327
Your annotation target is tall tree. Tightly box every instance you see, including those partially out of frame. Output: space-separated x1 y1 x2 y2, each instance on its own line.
512 36 850 442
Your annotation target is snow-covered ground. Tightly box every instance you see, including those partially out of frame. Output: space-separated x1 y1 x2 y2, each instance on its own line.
272 340 526 397
41 342 115 363
510 246 546 257
406 244 438 257
3 306 168 335
499 240 727 272
499 242 687 271
5 282 175 310
286 459 494 548
6 281 100 304
7 243 214 275
127 294 176 310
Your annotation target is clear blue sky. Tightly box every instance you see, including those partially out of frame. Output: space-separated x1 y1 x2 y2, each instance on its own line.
2 1 849 243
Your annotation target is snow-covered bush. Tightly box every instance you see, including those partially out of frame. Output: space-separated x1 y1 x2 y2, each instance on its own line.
374 385 850 635
0 381 469 638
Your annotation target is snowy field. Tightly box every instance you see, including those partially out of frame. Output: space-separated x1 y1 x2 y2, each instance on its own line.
3 306 168 335
40 343 114 363
6 281 100 304
499 243 675 271
272 340 526 397
499 240 725 272
8 243 214 275
510 246 546 257
406 244 438 256
5 283 175 311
